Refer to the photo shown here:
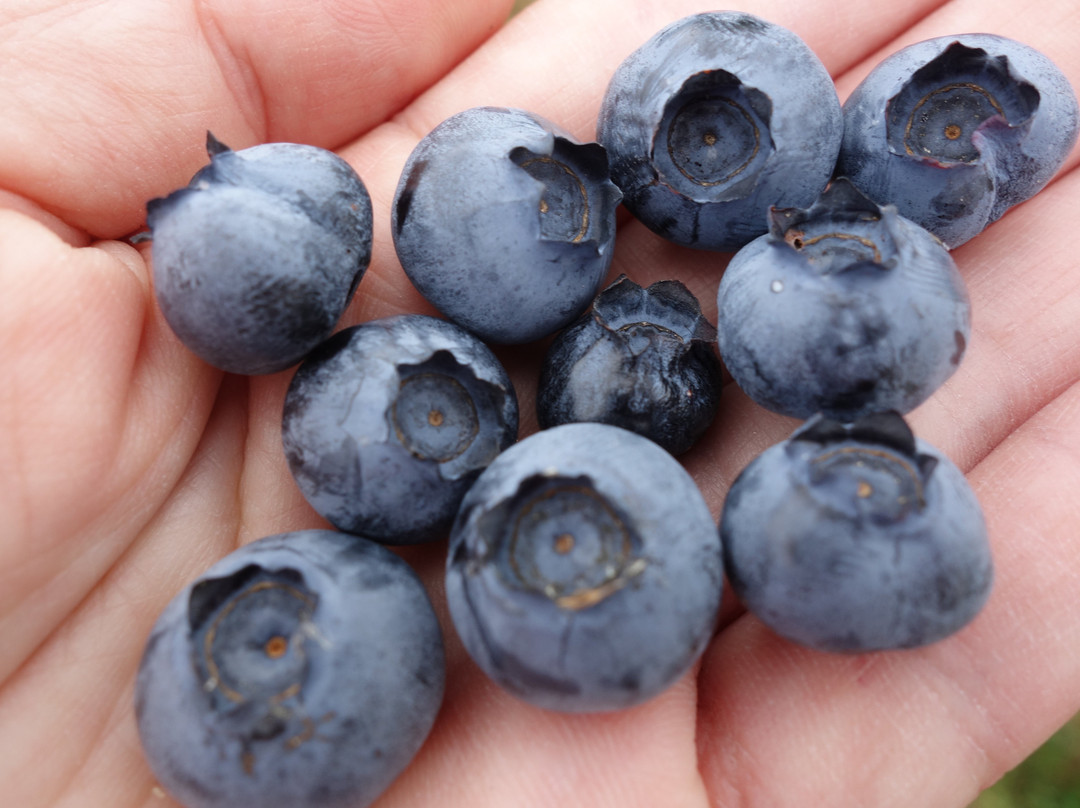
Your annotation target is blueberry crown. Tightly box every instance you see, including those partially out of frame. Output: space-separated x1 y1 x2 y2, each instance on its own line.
187 563 311 631
591 275 716 343
768 179 901 272
885 42 1040 164
791 411 939 480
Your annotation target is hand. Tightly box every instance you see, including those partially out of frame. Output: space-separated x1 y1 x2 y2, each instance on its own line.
1 1 1077 806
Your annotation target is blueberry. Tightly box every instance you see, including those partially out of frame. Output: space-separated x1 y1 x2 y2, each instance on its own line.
720 413 993 653
537 275 722 455
282 314 518 544
146 133 372 375
392 107 623 344
838 35 1079 248
596 12 843 251
715 179 971 420
445 422 722 712
135 529 445 808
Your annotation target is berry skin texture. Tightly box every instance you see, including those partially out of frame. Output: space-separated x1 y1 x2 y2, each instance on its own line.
135 530 445 808
282 314 519 544
392 106 623 344
715 179 971 421
147 133 373 375
838 35 1080 248
445 422 723 712
720 413 993 653
597 11 843 251
537 275 723 456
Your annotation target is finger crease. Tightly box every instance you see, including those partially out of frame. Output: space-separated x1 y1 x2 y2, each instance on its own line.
191 0 269 143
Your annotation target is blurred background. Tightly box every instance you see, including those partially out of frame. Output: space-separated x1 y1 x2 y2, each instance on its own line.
506 0 1080 805
971 718 1080 808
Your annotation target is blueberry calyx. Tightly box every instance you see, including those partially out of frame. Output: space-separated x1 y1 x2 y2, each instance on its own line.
509 138 618 246
652 69 775 203
791 411 940 492
392 350 486 467
473 472 647 611
885 42 1040 166
768 179 900 274
158 134 247 205
186 563 323 771
146 139 223 231
591 274 717 344
188 564 306 629
206 130 231 157
392 349 512 482
769 177 881 233
795 408 912 447
188 565 317 702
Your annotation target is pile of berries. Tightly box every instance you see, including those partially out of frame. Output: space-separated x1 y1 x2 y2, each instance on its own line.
134 11 1078 808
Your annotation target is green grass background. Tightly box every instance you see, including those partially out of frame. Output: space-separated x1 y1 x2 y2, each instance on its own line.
504 0 1080 804
972 719 1080 807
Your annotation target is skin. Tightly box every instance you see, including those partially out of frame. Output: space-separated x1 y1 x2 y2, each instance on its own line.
0 0 1077 806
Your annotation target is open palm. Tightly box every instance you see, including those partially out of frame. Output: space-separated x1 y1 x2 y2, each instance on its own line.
2 0 1079 805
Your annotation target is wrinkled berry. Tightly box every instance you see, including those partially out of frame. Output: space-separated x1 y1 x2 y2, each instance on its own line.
538 275 722 455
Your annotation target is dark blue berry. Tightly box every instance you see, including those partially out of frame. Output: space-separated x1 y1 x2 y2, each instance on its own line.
282 314 518 544
392 107 622 344
446 423 723 712
147 133 372 374
720 413 993 653
135 530 445 808
597 12 843 251
537 275 722 455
